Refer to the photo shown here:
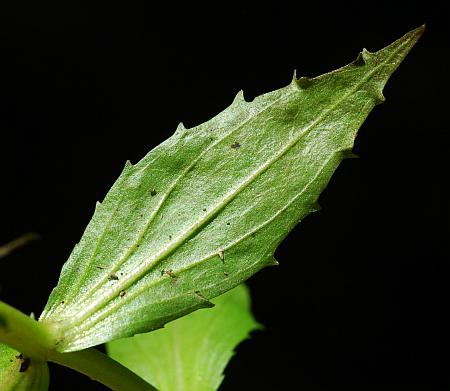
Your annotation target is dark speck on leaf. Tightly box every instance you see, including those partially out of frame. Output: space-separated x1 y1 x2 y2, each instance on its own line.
202 208 206 212
16 355 31 372
195 291 206 299
161 269 177 279
223 272 229 277
166 269 176 278
150 188 157 196
19 358 31 372
108 274 119 281
119 290 126 297
218 250 224 262
231 142 241 149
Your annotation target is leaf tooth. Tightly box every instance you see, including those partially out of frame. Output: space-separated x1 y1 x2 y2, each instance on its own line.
375 92 386 105
232 89 246 104
124 159 134 170
367 86 386 105
190 291 214 308
361 48 374 60
353 49 368 66
174 122 187 137
264 256 279 267
310 201 322 214
341 149 359 159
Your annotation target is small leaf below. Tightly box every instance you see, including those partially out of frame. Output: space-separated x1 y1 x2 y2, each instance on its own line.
107 284 261 391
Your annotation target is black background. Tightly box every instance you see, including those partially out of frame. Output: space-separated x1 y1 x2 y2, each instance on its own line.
0 1 448 389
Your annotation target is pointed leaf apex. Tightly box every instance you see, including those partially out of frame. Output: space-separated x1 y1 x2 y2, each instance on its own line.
373 24 425 68
404 24 426 42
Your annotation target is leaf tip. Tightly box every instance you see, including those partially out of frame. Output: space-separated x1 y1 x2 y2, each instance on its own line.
374 24 425 67
395 24 425 53
407 23 426 41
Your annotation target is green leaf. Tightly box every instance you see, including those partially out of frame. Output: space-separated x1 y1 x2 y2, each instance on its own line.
0 343 49 390
39 26 424 352
107 284 260 391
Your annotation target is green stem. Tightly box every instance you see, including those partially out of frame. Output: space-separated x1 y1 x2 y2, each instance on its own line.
0 300 157 390
0 300 54 358
47 348 156 391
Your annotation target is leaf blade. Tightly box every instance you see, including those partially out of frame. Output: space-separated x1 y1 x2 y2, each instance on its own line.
106 284 261 391
40 26 424 351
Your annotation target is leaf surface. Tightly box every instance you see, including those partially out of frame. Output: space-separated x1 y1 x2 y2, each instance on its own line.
107 284 260 391
0 343 49 391
39 26 424 352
